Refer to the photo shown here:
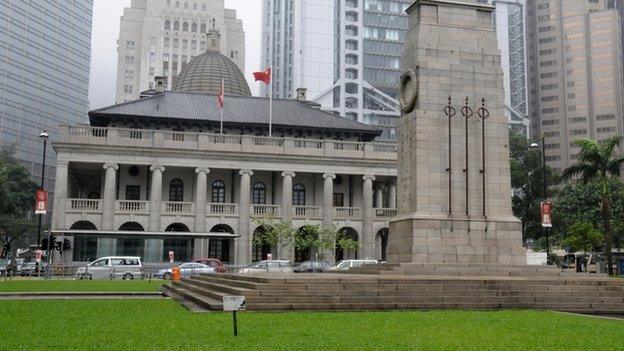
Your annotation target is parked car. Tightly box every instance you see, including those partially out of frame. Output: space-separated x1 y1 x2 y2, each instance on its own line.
293 261 332 273
192 258 226 273
0 258 18 276
329 259 378 272
155 262 216 280
239 260 294 274
75 256 143 280
20 262 48 276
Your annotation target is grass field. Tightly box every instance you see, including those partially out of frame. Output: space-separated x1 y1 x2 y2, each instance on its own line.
0 299 622 351
0 279 163 292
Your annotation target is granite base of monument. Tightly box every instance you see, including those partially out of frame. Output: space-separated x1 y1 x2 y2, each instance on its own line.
388 214 526 265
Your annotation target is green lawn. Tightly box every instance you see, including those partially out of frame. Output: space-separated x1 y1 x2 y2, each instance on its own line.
0 279 163 292
0 299 622 351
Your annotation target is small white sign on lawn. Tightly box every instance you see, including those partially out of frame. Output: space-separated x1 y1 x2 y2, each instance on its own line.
223 295 246 312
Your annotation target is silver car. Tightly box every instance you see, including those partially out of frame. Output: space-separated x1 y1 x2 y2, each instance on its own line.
239 260 294 274
75 256 143 280
155 262 215 280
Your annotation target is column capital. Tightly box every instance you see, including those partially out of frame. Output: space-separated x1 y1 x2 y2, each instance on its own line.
363 174 376 182
195 167 211 175
239 169 254 176
150 165 166 172
322 173 336 180
103 163 118 171
281 171 296 178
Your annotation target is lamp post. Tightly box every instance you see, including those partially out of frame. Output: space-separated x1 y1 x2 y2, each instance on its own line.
37 129 49 247
530 134 549 264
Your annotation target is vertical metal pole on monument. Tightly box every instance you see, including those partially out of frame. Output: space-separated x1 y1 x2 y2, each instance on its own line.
460 97 473 221
443 96 456 220
477 98 490 221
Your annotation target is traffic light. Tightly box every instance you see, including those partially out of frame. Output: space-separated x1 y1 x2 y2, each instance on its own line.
42 235 56 251
62 239 71 251
54 240 62 251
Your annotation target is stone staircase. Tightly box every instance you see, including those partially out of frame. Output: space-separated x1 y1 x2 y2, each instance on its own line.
345 262 578 277
162 272 624 314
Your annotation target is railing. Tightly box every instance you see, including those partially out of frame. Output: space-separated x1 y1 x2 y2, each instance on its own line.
162 202 194 214
207 203 238 216
334 207 362 219
59 126 397 161
66 199 102 213
293 206 322 218
116 200 149 214
375 208 398 219
251 205 280 217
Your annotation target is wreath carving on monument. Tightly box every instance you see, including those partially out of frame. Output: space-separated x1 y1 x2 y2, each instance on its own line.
399 67 418 114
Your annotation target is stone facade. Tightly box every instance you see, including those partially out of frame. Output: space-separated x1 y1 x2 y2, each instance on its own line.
388 0 525 265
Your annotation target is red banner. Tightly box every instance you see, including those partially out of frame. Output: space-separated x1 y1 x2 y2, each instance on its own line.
541 201 553 228
35 189 48 215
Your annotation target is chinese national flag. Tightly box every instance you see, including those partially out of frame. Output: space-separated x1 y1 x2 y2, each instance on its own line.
217 79 224 108
253 68 271 84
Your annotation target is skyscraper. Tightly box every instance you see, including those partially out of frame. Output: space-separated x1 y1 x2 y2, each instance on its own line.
526 0 623 171
116 0 245 103
262 0 411 142
0 1 93 192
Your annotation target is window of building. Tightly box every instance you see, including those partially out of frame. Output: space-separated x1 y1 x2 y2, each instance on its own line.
125 185 140 201
200 23 207 33
253 182 266 205
169 179 184 202
165 20 171 30
164 38 170 47
182 39 188 49
149 67 154 76
202 3 206 10
211 180 226 203
193 3 197 9
200 41 206 50
182 22 188 32
73 237 98 262
173 39 179 48
126 41 134 49
150 37 156 45
293 183 305 206
174 21 179 30
191 22 197 33
191 40 197 49
150 53 155 63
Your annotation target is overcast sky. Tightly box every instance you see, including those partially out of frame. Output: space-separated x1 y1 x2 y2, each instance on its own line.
88 0 262 109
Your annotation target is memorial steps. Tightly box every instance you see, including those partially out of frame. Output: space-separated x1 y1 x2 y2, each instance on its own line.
162 272 624 314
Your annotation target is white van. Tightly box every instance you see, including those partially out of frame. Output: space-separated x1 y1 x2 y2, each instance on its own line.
75 256 143 280
329 259 378 271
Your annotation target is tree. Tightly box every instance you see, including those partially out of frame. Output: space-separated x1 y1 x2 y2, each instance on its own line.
508 131 558 247
251 215 296 253
562 222 603 254
0 148 38 258
560 136 624 275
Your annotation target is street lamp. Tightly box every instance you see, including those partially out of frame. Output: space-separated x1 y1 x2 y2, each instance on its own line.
530 135 549 264
37 129 49 248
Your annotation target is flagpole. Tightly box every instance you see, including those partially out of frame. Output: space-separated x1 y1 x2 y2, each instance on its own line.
269 67 273 138
220 78 224 135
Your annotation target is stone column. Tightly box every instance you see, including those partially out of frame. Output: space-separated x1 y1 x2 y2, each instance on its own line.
375 187 383 208
194 168 210 232
388 182 397 208
51 161 68 230
280 171 295 260
362 174 376 259
322 173 336 263
102 163 118 231
236 169 253 265
149 165 165 232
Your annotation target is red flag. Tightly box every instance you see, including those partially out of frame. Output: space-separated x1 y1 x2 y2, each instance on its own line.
217 79 224 108
253 68 271 84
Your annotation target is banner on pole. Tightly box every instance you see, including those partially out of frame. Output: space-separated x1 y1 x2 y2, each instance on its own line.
540 201 552 228
35 190 48 215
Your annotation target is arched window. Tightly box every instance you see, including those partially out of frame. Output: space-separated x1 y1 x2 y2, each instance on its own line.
200 23 207 33
253 182 266 205
293 183 305 206
169 179 184 202
212 180 225 203
173 21 180 30
191 22 197 33
164 20 171 30
182 22 188 31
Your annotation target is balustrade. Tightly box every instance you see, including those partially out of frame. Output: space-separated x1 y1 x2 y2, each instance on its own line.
293 206 322 218
66 199 102 213
162 202 194 214
375 208 398 219
334 207 362 219
251 204 281 217
207 203 238 215
116 200 149 214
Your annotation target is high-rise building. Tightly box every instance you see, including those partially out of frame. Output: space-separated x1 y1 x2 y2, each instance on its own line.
0 1 93 194
115 0 245 103
482 0 530 137
526 0 623 171
261 0 411 142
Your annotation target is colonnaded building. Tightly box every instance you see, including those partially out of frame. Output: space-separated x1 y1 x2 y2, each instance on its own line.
51 29 398 266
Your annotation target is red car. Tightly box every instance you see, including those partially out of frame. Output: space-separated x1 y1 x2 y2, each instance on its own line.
192 258 226 273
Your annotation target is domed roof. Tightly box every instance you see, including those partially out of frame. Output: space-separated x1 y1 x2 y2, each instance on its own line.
172 50 251 96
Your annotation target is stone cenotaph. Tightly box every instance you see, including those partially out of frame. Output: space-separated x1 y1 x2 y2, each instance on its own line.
388 0 525 265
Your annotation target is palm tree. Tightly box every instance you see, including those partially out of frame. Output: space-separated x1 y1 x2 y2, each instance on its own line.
561 136 624 275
